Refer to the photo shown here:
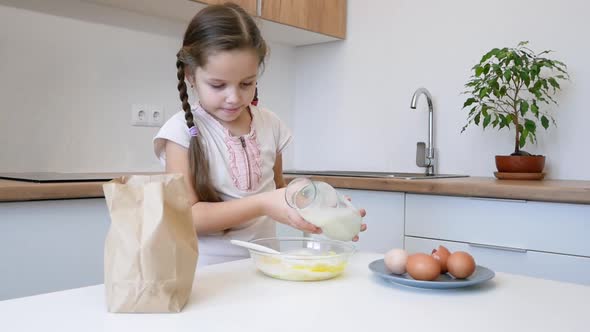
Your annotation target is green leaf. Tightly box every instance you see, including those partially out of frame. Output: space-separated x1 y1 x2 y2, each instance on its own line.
493 64 502 76
503 69 512 81
531 64 540 77
498 114 506 128
491 80 500 91
475 65 484 77
519 129 528 148
481 48 500 62
541 115 549 129
483 114 492 128
463 98 476 108
520 71 530 87
474 113 481 125
520 100 529 116
529 131 536 144
478 88 489 99
524 119 536 132
531 102 539 116
548 77 560 89
505 113 514 126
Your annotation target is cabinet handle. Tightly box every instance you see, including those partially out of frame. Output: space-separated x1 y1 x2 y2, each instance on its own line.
468 242 528 253
469 197 527 203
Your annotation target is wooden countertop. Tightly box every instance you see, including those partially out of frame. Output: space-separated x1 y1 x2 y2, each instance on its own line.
0 173 158 202
0 179 107 202
283 175 590 205
1 173 589 204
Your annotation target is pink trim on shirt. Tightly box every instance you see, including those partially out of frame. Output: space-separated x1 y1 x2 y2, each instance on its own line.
225 130 262 191
192 104 263 192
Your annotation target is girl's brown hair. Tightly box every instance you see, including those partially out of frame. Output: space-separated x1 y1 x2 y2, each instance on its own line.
176 3 267 202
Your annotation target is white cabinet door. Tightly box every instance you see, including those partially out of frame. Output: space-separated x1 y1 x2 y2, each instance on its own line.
405 236 590 285
338 189 405 253
0 199 110 300
406 194 590 257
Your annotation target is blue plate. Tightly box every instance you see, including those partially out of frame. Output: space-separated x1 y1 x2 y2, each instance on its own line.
368 259 495 289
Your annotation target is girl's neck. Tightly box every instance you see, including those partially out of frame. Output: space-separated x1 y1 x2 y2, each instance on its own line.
224 107 252 136
199 103 253 137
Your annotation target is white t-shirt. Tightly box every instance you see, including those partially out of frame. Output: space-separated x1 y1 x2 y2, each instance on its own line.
153 104 292 266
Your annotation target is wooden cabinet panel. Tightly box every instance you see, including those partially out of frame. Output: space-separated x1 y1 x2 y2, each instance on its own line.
82 1 344 44
261 0 346 38
191 0 258 16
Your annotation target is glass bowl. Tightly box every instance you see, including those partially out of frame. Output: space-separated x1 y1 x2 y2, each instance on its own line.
248 237 356 281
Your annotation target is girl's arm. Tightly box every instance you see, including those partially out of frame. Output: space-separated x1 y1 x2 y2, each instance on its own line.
273 153 286 189
164 141 320 235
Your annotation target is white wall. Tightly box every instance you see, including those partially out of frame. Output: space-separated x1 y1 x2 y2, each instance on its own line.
0 0 296 173
293 0 590 180
2 0 586 180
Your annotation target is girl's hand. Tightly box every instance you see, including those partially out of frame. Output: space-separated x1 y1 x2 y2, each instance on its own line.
344 195 367 242
352 214 367 242
262 188 322 234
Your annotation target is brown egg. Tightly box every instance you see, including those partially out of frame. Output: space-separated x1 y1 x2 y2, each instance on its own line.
431 245 451 274
447 251 476 279
406 253 441 281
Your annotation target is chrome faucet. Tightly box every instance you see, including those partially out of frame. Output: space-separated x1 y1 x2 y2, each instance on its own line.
410 87 435 176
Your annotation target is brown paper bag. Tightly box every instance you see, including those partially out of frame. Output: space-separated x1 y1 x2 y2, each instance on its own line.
102 174 198 313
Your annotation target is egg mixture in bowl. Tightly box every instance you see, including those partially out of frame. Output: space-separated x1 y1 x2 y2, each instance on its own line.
248 237 356 281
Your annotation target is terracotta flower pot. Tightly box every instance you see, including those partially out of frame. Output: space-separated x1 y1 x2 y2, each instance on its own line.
495 155 546 173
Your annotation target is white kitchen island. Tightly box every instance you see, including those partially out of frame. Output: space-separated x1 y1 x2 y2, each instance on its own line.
1 253 588 332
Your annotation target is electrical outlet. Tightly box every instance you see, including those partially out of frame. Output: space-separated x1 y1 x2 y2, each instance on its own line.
131 104 149 127
148 106 165 127
131 104 165 127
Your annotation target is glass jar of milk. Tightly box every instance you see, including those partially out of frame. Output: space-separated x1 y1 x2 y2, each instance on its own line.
285 178 362 241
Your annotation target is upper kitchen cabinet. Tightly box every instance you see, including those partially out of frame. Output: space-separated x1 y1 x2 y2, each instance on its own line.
85 0 346 46
261 0 346 39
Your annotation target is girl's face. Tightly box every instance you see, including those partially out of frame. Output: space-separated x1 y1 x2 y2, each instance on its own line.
192 49 259 125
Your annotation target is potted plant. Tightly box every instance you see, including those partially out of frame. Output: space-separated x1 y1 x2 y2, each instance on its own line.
461 41 569 178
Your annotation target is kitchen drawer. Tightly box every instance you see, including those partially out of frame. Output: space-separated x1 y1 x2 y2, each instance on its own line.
405 236 590 285
405 194 590 257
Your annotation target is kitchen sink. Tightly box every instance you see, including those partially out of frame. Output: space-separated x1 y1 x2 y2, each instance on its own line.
283 170 469 180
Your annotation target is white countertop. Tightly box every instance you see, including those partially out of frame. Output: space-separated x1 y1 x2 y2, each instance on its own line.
1 252 588 332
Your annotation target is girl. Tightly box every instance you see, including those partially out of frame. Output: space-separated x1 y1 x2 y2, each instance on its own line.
154 3 366 266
